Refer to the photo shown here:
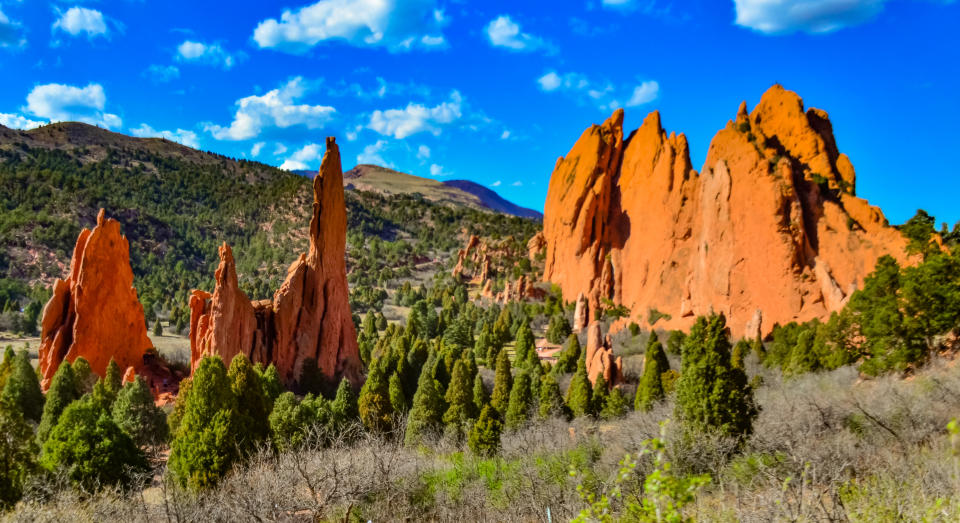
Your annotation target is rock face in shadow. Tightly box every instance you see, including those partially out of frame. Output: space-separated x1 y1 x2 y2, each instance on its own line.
542 85 910 337
37 209 153 390
189 137 362 388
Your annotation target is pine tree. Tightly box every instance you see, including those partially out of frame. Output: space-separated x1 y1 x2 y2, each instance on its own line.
601 387 629 420
538 372 567 419
473 373 489 412
228 354 270 451
71 357 95 396
565 359 592 418
554 334 581 374
37 361 78 444
490 349 513 416
404 367 445 446
175 316 186 335
112 375 168 447
546 313 572 344
636 333 670 412
468 405 503 456
41 395 148 491
0 346 14 390
268 392 310 451
0 399 37 509
169 356 239 490
442 359 477 436
153 318 163 336
505 371 533 429
358 361 394 433
258 364 284 406
1 351 43 423
105 358 123 396
329 378 358 434
675 314 758 439
389 372 408 413
591 375 610 417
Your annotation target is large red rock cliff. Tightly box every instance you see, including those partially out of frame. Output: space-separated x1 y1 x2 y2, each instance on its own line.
542 85 910 337
37 209 154 389
190 137 362 387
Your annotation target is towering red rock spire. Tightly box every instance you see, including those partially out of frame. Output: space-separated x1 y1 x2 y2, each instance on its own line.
189 137 362 387
541 85 911 337
37 209 153 389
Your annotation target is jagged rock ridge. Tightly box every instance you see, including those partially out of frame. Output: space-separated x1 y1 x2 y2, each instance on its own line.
190 137 363 387
542 85 910 337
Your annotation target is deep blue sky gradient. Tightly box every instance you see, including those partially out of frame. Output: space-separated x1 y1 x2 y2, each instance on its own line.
1 0 957 225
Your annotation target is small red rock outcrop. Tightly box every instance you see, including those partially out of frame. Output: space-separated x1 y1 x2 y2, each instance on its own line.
584 322 622 387
189 137 363 388
37 209 154 390
542 85 911 337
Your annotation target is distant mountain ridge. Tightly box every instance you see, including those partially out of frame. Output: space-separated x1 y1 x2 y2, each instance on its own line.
311 164 541 220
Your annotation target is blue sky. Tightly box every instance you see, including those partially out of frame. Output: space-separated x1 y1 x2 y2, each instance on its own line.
0 0 957 225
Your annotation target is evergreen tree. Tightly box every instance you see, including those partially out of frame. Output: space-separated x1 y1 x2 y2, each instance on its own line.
258 364 284 407
358 361 394 433
514 322 535 367
591 375 610 417
1 350 43 423
565 360 592 418
786 329 819 376
474 325 492 362
490 349 513 416
175 316 186 335
636 333 670 412
105 358 123 396
731 340 749 370
404 367 445 446
442 359 477 436
0 346 13 390
601 387 630 420
468 405 502 456
546 313 572 344
153 318 163 336
505 371 533 429
675 314 758 439
227 354 270 451
71 357 95 396
37 361 78 444
0 399 37 509
329 378 358 434
473 373 489 413
41 395 148 491
553 334 582 374
538 372 567 419
268 392 310 451
666 330 686 356
169 356 239 490
112 375 168 447
389 372 408 413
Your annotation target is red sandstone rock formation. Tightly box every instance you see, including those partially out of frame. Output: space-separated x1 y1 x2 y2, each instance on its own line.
542 85 911 337
573 293 589 333
189 137 362 387
37 209 154 390
584 322 622 387
527 231 546 262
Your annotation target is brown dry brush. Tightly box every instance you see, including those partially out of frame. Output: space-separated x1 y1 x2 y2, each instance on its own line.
5 359 960 522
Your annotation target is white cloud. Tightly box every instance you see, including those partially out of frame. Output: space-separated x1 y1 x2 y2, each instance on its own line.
0 113 44 130
205 77 336 141
144 64 180 83
279 142 323 170
253 0 447 53
625 81 660 107
356 140 391 167
130 124 200 148
489 180 501 187
511 181 523 186
485 15 548 52
0 7 26 48
416 144 430 160
251 142 266 157
537 70 658 111
429 163 447 176
500 130 511 140
176 40 242 69
53 7 108 39
733 0 886 34
274 143 288 155
368 91 462 139
25 83 122 129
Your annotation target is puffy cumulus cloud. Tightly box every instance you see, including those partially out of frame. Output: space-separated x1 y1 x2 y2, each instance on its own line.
130 124 200 149
52 7 109 39
368 91 462 139
625 81 660 107
416 144 430 160
143 64 180 83
253 0 447 53
279 142 324 170
356 140 392 167
0 6 26 48
733 0 887 34
205 77 335 141
0 113 44 130
25 83 122 129
485 15 549 52
428 163 448 177
537 71 659 111
176 40 243 69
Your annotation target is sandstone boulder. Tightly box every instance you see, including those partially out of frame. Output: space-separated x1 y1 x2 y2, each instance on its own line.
584 322 622 387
